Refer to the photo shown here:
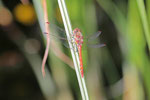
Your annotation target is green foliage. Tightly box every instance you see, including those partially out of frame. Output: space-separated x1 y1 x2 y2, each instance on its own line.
32 0 150 99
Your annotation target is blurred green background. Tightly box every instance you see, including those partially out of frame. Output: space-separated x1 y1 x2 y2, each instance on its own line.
0 0 150 100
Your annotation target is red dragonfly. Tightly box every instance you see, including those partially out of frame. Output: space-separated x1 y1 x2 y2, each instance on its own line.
72 28 105 77
42 24 105 78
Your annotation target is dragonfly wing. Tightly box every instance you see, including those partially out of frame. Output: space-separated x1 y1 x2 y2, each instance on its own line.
87 43 106 48
50 23 66 35
61 39 70 48
87 31 102 42
49 23 105 49
47 23 70 48
50 34 70 48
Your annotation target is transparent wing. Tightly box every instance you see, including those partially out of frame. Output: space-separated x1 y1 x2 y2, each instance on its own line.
47 23 105 49
50 23 66 37
86 31 102 42
44 23 70 48
87 43 106 48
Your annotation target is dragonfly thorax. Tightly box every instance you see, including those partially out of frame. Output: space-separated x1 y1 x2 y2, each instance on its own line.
73 28 83 46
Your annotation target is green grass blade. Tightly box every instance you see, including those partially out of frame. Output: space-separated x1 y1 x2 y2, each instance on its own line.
147 0 150 30
136 0 150 51
96 0 127 34
128 0 150 98
58 0 89 99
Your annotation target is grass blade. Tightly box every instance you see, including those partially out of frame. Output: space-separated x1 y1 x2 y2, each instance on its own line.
136 0 150 51
58 0 89 99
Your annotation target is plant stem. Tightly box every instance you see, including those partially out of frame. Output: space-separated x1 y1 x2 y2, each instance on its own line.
58 0 89 100
136 0 150 52
41 0 50 77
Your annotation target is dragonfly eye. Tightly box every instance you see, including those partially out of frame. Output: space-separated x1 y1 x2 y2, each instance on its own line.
73 28 81 33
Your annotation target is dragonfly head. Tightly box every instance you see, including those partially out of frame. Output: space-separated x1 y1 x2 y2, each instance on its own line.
73 28 81 33
73 28 83 46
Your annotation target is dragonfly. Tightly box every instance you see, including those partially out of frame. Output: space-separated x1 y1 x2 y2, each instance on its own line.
42 23 106 78
72 28 105 77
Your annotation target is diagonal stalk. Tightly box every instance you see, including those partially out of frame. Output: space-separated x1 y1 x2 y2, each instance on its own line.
58 0 89 100
136 0 150 52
